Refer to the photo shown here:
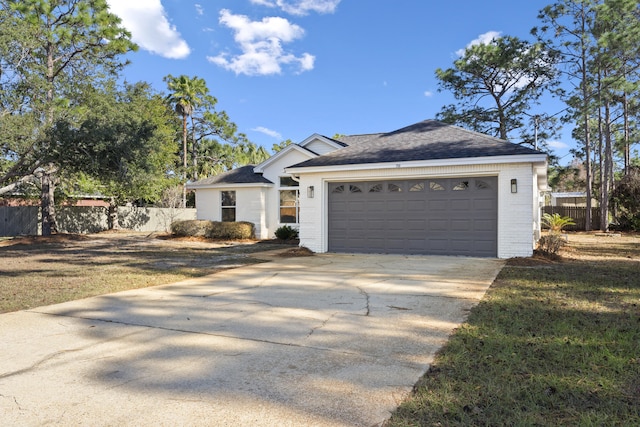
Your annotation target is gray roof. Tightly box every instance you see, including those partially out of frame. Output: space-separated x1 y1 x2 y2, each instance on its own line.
189 165 273 186
292 120 544 169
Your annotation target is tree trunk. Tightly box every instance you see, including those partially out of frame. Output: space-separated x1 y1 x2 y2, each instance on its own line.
582 77 592 231
191 115 198 181
42 27 58 236
40 166 58 235
623 89 630 174
182 113 188 208
597 70 604 231
601 102 612 231
108 199 120 230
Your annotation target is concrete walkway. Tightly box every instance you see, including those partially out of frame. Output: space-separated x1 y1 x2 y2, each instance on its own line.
0 253 504 426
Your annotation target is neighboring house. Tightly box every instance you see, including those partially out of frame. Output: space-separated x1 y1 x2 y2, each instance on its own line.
187 120 548 258
548 191 598 208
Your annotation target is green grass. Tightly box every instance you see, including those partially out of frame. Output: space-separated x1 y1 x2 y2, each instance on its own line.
388 236 640 426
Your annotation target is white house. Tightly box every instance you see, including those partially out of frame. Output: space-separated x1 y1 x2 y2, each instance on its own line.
187 120 548 258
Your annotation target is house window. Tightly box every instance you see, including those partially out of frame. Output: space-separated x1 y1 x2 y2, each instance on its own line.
280 176 299 224
280 176 298 187
279 190 299 223
221 191 236 222
349 185 363 193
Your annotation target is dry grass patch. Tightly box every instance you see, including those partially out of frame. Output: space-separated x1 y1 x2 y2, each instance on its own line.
0 232 292 313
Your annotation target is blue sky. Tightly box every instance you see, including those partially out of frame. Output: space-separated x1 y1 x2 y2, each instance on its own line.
106 0 573 162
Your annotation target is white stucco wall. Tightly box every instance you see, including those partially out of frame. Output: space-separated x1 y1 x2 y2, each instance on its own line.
262 151 312 236
296 162 542 259
193 186 271 239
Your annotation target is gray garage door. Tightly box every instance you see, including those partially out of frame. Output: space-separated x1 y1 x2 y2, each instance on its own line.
328 177 497 257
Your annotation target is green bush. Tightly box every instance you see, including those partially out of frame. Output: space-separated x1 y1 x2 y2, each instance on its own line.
274 225 299 240
171 220 255 239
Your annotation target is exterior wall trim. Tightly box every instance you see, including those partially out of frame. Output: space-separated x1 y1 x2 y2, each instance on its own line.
286 154 547 175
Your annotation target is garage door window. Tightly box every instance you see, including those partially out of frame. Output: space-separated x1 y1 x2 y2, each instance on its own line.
453 181 470 191
221 191 236 222
368 183 383 193
409 182 425 192
476 180 491 189
388 183 403 192
429 181 445 191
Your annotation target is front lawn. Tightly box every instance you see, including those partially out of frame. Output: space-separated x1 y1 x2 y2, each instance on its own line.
388 233 640 426
0 232 290 313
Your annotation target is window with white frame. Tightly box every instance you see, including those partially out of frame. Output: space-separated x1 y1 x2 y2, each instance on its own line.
221 190 236 222
279 176 299 224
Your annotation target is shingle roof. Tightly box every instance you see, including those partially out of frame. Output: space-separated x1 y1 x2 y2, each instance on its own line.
188 165 273 186
292 120 544 168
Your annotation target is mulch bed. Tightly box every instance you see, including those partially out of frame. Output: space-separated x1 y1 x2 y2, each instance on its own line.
278 247 315 257
506 251 562 266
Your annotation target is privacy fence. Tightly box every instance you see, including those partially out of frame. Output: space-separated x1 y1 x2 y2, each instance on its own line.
542 206 601 231
0 206 196 237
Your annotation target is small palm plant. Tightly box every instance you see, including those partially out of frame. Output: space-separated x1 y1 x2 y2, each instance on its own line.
542 213 576 233
539 213 576 256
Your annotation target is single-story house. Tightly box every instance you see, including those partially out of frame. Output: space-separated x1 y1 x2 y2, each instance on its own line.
187 120 548 258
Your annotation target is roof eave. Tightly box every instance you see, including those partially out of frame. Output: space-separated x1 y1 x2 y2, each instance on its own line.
286 154 548 175
186 182 274 190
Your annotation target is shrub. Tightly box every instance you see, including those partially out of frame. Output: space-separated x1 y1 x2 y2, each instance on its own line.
610 166 640 231
537 233 566 255
171 220 254 239
274 225 299 240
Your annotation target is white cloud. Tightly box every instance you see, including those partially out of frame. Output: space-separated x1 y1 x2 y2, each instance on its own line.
253 126 283 139
107 0 190 59
195 4 204 16
208 9 315 76
548 140 570 149
456 30 502 56
424 90 433 97
250 0 341 16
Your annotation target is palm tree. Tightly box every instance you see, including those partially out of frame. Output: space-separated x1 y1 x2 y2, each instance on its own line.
164 74 209 207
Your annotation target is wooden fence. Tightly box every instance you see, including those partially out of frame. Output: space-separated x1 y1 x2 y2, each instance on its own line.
542 206 601 231
0 206 196 236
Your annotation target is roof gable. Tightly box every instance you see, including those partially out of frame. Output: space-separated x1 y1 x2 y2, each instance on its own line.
253 143 317 174
298 133 346 152
290 120 545 169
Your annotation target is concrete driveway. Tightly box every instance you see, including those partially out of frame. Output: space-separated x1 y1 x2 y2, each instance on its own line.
0 253 503 426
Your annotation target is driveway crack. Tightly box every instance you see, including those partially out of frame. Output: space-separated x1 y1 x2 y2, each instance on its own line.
356 287 370 316
306 312 337 337
0 394 24 411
